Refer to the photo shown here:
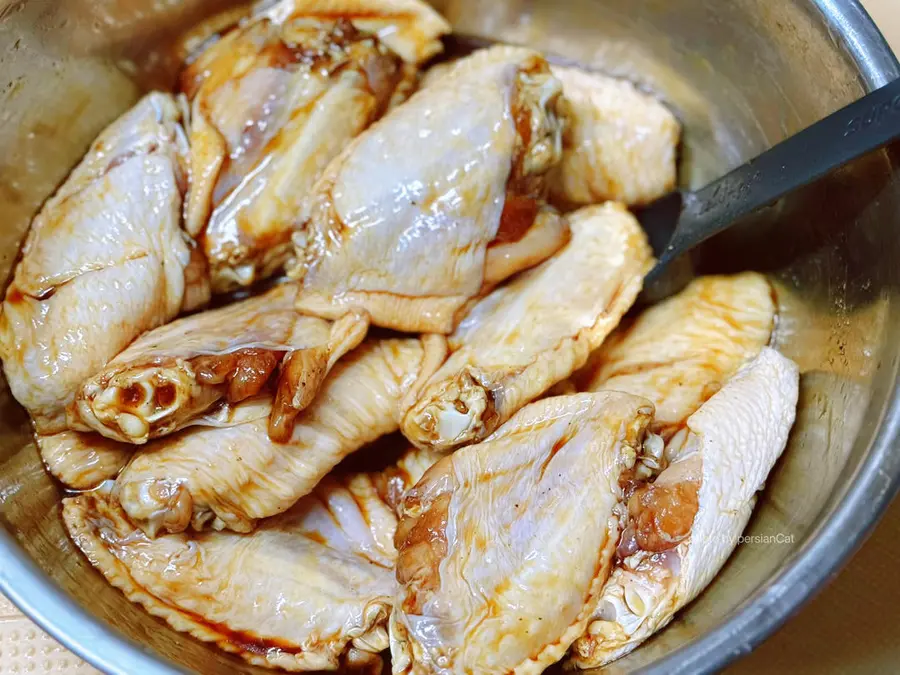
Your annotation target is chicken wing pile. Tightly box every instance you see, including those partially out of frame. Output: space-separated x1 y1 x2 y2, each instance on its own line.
0 1 800 672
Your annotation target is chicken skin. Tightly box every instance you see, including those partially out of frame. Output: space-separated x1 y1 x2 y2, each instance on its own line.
289 46 569 332
570 348 798 668
549 65 680 207
0 93 202 434
391 391 654 674
579 272 776 439
68 283 368 444
37 431 131 490
12 6 808 673
402 203 652 452
64 473 398 672
114 336 446 536
182 0 449 293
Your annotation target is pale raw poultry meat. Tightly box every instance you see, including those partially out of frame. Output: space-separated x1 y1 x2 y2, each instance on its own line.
420 60 680 208
578 272 777 439
36 431 131 490
64 472 397 672
373 445 444 514
569 348 799 668
391 391 654 674
182 0 449 293
0 92 204 435
68 283 368 444
549 65 681 207
289 45 570 332
402 202 653 453
114 336 447 536
0 2 807 671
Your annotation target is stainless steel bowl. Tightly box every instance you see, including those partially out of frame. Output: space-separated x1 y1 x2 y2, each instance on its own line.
1 1 899 673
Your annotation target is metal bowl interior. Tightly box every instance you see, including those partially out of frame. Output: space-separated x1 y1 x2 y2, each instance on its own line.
1 1 899 673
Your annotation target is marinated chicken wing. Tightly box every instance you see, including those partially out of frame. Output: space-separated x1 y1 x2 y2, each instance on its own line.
416 59 453 88
64 473 397 672
549 65 680 207
569 348 799 668
373 445 443 514
68 284 368 444
391 392 654 675
115 336 447 536
37 431 131 490
420 61 679 208
402 203 652 452
579 273 776 439
182 0 449 293
289 46 569 332
0 93 202 434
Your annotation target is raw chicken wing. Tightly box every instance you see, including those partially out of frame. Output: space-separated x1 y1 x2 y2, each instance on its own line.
37 431 131 490
391 392 654 674
549 65 680 207
0 93 202 434
68 284 368 444
402 202 652 452
182 0 449 292
114 336 447 535
569 348 799 668
579 272 776 439
290 46 569 332
64 473 397 672
373 445 444 514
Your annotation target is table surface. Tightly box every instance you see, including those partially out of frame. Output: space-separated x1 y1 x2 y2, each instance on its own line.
2 2 899 675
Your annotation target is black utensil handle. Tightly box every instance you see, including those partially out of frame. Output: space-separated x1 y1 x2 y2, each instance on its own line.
662 77 900 263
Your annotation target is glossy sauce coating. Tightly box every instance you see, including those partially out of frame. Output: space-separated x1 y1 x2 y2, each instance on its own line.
402 202 653 453
580 272 776 439
291 45 567 333
392 392 653 674
570 349 799 669
113 336 445 536
63 473 398 672
0 93 195 434
182 0 448 293
68 284 369 444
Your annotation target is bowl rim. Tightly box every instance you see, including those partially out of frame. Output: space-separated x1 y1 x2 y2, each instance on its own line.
1 1 899 674
644 2 900 670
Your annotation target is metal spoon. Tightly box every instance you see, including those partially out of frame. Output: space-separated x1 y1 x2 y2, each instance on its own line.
444 35 900 287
